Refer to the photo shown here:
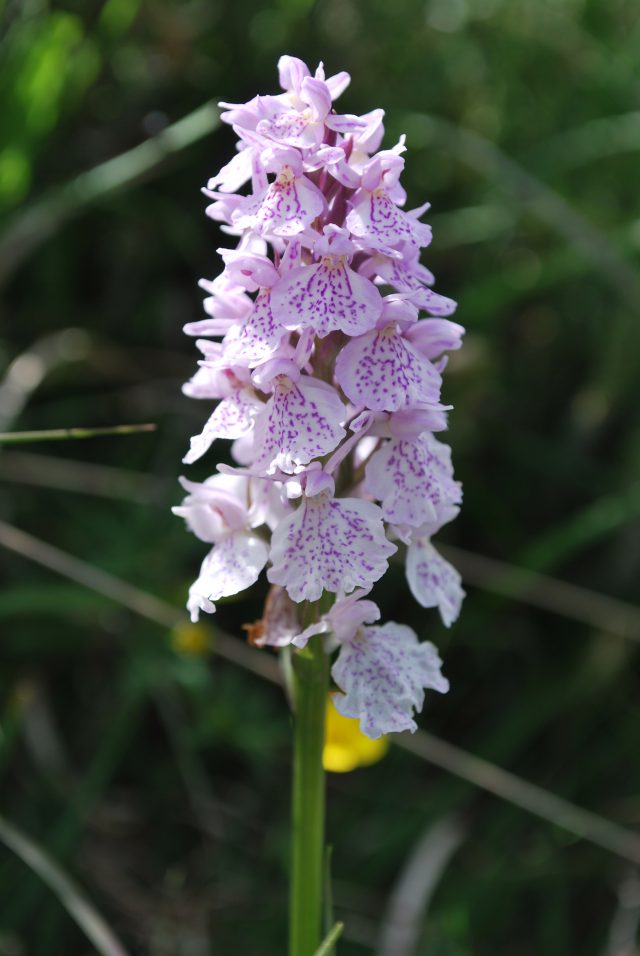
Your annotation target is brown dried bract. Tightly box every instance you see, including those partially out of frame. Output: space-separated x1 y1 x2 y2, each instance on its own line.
243 584 300 648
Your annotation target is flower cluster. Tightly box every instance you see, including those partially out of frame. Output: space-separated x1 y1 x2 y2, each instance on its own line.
174 56 465 739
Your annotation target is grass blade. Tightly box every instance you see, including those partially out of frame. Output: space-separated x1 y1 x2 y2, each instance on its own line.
0 814 131 956
0 424 156 444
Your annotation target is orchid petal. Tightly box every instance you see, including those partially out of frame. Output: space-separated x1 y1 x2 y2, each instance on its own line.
406 538 465 627
335 325 442 411
183 388 261 464
268 495 396 602
253 376 346 474
347 192 432 253
187 533 269 621
222 290 288 366
364 433 462 526
271 260 383 337
233 173 324 237
332 623 449 738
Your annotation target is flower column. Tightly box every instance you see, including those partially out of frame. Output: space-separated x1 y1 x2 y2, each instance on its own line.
174 55 465 956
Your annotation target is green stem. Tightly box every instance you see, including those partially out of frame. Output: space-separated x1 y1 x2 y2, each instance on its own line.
289 631 329 956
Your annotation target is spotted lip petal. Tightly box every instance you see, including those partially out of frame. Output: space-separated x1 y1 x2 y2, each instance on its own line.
347 191 432 254
331 623 449 739
207 147 253 193
257 107 324 150
187 532 269 622
335 325 442 412
252 376 346 474
406 537 465 627
267 495 396 602
232 173 325 237
271 259 383 337
372 254 457 316
222 290 288 366
364 433 462 526
183 388 262 464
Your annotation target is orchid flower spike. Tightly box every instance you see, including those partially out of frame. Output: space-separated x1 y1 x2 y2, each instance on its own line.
174 54 465 738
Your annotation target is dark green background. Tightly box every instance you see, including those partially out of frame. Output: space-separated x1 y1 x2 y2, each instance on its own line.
1 1 639 953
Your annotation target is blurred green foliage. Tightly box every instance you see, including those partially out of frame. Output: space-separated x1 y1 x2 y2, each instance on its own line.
1 0 639 954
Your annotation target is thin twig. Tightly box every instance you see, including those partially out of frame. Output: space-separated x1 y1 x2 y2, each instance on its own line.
0 814 131 956
0 424 156 444
1 519 639 865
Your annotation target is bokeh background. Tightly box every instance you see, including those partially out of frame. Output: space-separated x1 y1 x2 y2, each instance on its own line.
1 1 640 954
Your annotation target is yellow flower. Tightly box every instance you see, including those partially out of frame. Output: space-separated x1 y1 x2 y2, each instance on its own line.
171 622 211 657
323 695 389 773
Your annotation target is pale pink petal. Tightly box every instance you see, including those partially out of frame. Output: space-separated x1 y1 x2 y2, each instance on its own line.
218 95 261 130
271 260 383 337
324 69 350 100
218 251 280 291
222 290 288 366
327 591 380 643
390 503 461 548
187 587 215 624
324 112 370 134
291 589 380 649
207 147 253 193
252 376 346 474
335 325 442 411
199 288 255 324
188 532 269 619
389 405 451 438
406 538 465 627
290 619 330 650
183 388 262 464
354 108 385 154
331 623 449 738
232 172 324 237
257 108 324 149
364 433 462 526
347 192 431 253
182 365 228 400
268 496 396 602
183 317 235 338
408 286 457 316
247 476 291 531
405 319 465 359
369 254 457 315
300 76 332 118
204 191 245 226
278 55 310 92
172 474 249 543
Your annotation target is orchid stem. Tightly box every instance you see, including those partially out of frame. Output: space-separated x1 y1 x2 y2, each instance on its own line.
289 619 329 956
